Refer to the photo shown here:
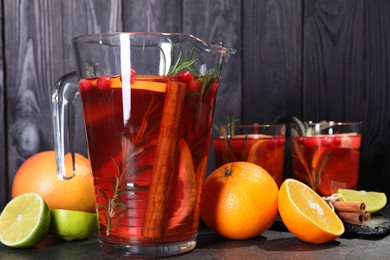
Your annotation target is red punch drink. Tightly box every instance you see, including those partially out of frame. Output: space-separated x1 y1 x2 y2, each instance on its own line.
213 125 285 186
79 75 216 245
291 122 362 196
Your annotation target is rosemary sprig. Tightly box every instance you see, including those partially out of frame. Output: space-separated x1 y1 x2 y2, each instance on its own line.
213 115 240 164
163 45 219 97
100 156 127 236
167 47 197 75
291 117 329 137
291 117 334 191
214 114 239 138
99 97 159 236
200 66 219 97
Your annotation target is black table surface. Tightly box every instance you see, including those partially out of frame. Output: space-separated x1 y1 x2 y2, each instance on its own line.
1 223 390 260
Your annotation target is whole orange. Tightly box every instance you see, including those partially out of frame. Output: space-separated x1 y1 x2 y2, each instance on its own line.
12 151 95 213
200 162 279 239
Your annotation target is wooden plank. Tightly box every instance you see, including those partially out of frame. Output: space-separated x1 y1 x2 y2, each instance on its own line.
62 0 122 71
4 0 64 196
303 0 365 122
242 0 302 125
3 0 123 200
358 0 390 194
0 3 6 209
123 0 182 32
183 0 242 126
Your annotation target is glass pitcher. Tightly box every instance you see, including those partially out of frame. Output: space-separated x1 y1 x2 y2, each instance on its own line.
52 33 235 257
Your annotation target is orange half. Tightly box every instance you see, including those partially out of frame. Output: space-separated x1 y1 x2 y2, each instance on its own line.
278 179 344 244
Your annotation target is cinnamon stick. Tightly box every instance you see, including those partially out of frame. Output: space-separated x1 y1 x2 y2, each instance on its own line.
142 81 186 238
336 211 369 225
333 201 370 225
333 200 366 212
323 194 370 226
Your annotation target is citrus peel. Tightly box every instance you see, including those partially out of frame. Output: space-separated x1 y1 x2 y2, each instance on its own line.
278 179 344 244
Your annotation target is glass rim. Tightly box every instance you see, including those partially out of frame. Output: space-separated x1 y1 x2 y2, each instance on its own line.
291 121 362 127
233 123 286 128
73 32 195 42
72 32 237 56
290 121 362 136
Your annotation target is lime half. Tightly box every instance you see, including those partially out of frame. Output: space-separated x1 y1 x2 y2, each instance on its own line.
338 189 387 213
0 193 51 248
50 209 97 241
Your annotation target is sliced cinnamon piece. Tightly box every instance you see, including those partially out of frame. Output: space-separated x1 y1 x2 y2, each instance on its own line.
142 80 186 238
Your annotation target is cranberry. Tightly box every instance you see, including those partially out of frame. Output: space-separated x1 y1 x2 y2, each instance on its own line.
276 136 285 147
267 139 277 150
97 75 111 90
321 136 332 147
187 78 200 93
298 137 306 145
304 137 317 148
177 71 193 83
332 137 341 146
79 78 93 92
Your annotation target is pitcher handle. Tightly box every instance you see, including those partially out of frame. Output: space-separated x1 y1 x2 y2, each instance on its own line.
52 71 79 180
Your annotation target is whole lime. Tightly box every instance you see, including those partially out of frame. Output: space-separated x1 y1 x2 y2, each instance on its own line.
50 209 97 241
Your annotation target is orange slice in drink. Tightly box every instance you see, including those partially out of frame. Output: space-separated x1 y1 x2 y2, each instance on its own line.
167 139 196 230
311 147 360 196
132 78 167 93
111 76 167 92
278 178 345 244
247 136 284 186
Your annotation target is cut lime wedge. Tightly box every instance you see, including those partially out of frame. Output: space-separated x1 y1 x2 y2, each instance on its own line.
338 189 387 213
0 193 51 248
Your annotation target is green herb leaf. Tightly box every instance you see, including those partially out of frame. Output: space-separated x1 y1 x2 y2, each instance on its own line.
292 117 330 137
167 47 197 75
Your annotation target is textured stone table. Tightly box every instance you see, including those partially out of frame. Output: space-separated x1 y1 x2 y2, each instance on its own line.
1 223 390 260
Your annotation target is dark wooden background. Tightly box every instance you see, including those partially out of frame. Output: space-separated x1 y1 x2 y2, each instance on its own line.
1 0 390 210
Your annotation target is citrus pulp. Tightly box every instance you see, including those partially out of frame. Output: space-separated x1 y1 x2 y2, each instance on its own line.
0 193 51 248
338 189 387 213
278 179 344 244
